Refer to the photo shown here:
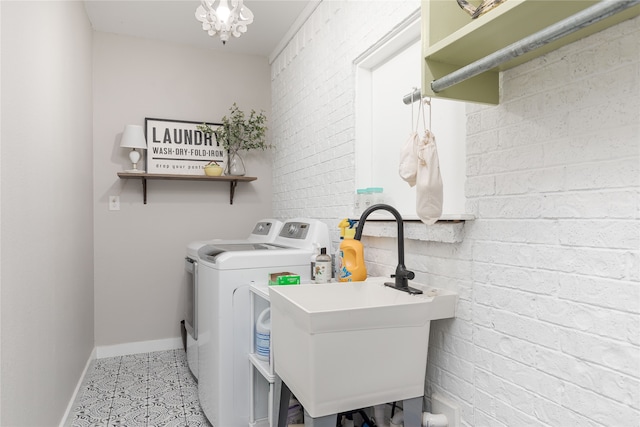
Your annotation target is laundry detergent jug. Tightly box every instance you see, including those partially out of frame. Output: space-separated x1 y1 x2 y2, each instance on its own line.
336 220 367 282
255 308 271 361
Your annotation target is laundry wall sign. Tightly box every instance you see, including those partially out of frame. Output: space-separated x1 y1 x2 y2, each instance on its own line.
145 118 225 175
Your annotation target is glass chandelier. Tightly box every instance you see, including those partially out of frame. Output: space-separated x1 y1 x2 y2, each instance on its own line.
195 0 254 44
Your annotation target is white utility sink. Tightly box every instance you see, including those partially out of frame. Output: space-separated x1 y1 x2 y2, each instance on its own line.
269 277 457 418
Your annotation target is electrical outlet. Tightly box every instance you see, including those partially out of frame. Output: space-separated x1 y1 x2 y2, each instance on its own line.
109 196 120 211
432 393 460 427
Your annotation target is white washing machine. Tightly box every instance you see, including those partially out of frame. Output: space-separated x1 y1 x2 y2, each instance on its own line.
184 219 283 380
197 219 330 427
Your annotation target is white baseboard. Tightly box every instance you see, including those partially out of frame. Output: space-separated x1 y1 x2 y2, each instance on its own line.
96 337 183 359
59 347 96 427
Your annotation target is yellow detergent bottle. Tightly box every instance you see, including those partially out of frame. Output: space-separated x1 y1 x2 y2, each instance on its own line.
337 219 367 282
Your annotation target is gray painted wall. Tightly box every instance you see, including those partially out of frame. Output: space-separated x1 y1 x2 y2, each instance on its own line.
1 1 94 425
0 3 274 424
92 32 273 346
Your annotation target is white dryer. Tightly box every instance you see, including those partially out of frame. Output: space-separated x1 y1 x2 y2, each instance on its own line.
197 219 330 427
184 219 283 380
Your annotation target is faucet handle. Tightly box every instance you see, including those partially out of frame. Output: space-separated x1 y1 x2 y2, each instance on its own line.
391 269 415 280
388 268 422 295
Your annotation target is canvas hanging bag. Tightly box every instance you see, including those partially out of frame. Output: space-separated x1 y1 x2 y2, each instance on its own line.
414 99 443 225
399 132 419 187
416 128 443 224
398 97 422 187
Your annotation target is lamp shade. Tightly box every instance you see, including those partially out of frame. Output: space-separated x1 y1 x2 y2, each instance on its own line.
120 125 147 149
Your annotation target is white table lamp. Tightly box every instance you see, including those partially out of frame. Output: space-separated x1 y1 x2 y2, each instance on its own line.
120 125 147 172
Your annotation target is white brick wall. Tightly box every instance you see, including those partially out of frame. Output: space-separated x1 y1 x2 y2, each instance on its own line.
271 1 421 223
270 3 640 425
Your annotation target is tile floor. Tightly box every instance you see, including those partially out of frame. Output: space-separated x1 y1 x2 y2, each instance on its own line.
68 349 211 427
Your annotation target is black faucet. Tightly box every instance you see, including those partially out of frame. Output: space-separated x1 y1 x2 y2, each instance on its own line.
354 204 423 295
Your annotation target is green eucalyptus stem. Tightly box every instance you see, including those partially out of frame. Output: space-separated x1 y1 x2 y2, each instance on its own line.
198 103 271 152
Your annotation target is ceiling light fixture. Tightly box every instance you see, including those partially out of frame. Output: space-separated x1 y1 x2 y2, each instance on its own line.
195 0 254 45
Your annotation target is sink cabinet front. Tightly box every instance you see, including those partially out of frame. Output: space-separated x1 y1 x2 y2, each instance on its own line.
269 279 457 418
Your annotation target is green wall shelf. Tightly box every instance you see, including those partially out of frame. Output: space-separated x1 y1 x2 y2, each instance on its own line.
422 0 640 104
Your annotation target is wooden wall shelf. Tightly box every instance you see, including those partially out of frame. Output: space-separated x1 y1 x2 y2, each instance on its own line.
117 172 257 205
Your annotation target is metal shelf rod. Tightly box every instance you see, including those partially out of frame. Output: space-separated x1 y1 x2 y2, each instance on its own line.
402 88 423 105
430 0 640 93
